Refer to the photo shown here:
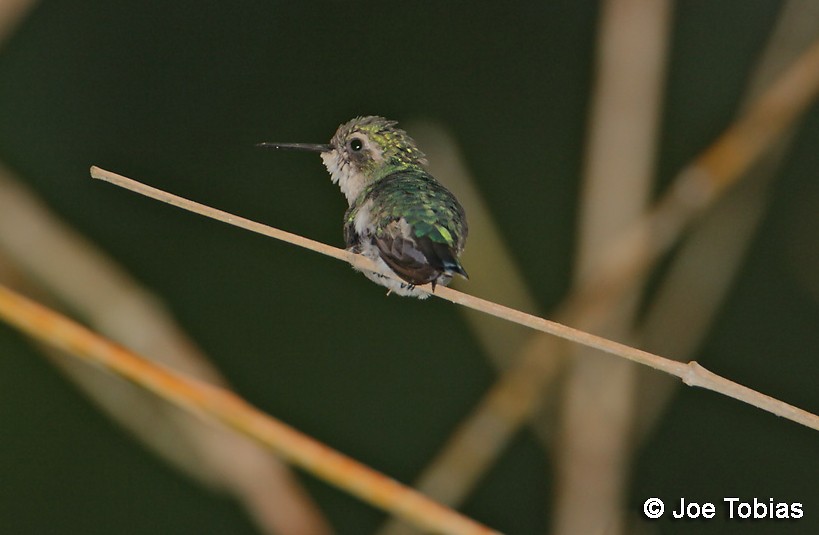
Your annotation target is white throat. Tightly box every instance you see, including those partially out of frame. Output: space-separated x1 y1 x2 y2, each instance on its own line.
321 150 368 205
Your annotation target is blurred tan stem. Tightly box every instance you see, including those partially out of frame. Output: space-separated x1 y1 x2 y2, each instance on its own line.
0 283 503 535
0 0 37 47
554 1 671 534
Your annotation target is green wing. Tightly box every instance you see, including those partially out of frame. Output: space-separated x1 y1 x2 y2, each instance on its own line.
346 170 468 284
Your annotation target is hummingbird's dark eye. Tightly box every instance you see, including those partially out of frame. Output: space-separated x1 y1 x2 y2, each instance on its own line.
350 138 364 151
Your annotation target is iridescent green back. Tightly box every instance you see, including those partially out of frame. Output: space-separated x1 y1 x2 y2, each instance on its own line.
344 168 468 280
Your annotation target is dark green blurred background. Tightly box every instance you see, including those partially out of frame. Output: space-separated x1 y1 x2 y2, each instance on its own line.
0 1 817 534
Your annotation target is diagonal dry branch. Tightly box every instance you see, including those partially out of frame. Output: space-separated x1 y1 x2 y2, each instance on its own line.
0 283 502 535
88 166 819 431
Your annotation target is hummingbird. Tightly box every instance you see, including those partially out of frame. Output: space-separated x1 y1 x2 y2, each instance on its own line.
259 116 468 298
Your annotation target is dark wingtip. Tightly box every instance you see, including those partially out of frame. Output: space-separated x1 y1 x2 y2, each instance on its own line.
430 241 468 280
451 263 469 280
441 257 468 280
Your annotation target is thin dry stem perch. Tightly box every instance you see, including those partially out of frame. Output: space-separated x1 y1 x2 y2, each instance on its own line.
89 166 819 431
0 284 502 535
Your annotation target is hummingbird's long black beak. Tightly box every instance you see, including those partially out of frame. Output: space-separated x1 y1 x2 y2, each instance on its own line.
256 142 332 153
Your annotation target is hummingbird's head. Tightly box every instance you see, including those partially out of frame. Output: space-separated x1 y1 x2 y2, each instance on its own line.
258 116 426 205
322 116 427 204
